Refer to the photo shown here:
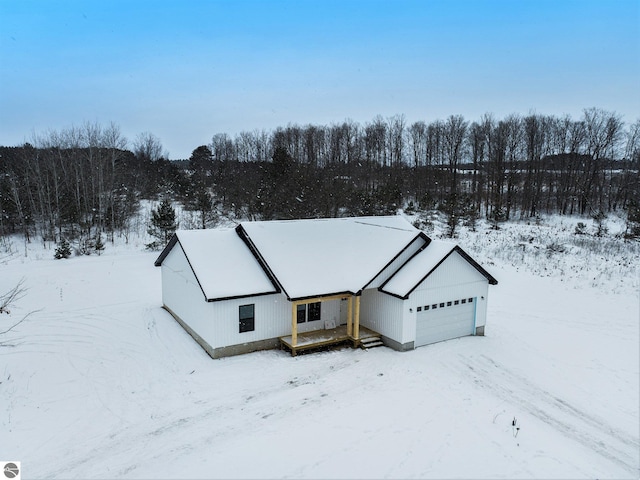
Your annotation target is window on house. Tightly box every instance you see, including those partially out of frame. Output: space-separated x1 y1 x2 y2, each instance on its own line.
297 302 321 323
425 305 429 310
432 304 437 309
296 304 307 323
461 298 467 304
440 303 445 308
308 302 321 321
468 298 473 303
239 304 255 333
454 300 459 305
417 306 422 312
447 301 452 307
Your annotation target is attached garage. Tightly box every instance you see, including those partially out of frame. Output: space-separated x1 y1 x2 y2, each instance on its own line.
415 297 476 347
379 240 498 348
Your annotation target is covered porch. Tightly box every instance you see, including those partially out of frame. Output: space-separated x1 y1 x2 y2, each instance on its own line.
279 293 380 356
279 324 381 356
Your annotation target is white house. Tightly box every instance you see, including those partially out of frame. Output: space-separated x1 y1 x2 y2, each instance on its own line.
154 216 497 358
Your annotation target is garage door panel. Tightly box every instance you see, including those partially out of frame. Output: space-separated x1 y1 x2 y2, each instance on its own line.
416 299 475 347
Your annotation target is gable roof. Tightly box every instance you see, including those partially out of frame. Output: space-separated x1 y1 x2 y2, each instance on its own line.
236 216 425 300
154 229 279 301
379 240 498 299
155 216 496 303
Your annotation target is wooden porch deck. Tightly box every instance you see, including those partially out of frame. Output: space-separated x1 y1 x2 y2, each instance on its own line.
279 325 380 356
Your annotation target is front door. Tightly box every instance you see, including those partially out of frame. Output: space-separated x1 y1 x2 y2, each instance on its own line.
339 298 349 325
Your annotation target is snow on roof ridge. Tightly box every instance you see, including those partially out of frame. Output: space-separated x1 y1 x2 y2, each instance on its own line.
352 218 416 232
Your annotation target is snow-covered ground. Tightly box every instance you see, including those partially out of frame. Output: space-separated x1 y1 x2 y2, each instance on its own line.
1 215 638 479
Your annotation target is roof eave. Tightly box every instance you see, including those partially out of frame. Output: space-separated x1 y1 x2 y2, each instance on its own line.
360 231 430 291
154 233 179 266
379 244 499 299
206 289 280 303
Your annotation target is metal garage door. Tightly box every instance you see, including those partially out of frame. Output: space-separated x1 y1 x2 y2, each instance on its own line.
415 297 475 347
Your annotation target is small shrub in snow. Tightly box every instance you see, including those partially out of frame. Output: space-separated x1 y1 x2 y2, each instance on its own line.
574 222 587 235
592 211 608 237
54 238 72 259
76 235 95 256
404 201 416 214
546 242 566 255
412 211 435 233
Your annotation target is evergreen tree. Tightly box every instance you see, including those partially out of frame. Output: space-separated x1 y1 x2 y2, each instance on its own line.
184 179 219 229
94 233 105 255
54 238 72 259
146 199 178 250
489 207 506 230
624 199 640 239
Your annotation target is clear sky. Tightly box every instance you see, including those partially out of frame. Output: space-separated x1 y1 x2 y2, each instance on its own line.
1 0 638 159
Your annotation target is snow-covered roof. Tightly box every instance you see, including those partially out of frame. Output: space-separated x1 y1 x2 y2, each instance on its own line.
238 216 423 300
157 229 279 301
156 216 495 302
380 240 498 298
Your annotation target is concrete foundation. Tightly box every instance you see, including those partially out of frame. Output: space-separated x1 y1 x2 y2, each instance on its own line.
212 338 280 359
163 306 280 359
381 335 414 352
475 325 485 336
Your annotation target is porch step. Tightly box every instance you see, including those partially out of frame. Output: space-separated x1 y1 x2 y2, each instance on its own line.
360 336 384 350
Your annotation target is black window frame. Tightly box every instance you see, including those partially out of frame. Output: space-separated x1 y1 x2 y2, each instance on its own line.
239 304 255 333
308 302 321 321
296 304 307 324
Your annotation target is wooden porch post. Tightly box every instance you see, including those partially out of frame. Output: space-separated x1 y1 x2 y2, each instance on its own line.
347 296 353 337
353 295 361 340
291 301 297 347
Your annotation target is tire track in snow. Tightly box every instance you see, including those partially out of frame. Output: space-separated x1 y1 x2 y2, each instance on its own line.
453 353 639 476
39 352 362 478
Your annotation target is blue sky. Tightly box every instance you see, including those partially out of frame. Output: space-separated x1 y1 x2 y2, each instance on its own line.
1 0 638 159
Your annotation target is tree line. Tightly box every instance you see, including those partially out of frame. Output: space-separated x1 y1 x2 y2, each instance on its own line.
1 108 639 248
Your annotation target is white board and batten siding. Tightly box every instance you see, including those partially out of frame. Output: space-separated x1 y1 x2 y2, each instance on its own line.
358 236 428 346
408 250 490 347
359 289 406 344
160 242 213 341
210 296 341 349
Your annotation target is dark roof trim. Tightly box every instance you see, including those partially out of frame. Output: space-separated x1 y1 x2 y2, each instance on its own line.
154 234 178 267
289 290 356 302
360 232 431 291
456 246 498 285
155 232 279 303
234 224 284 296
154 234 209 301
174 238 210 302
379 245 498 300
379 289 406 300
206 290 279 303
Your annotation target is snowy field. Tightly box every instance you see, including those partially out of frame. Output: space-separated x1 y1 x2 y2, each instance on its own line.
1 214 639 479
